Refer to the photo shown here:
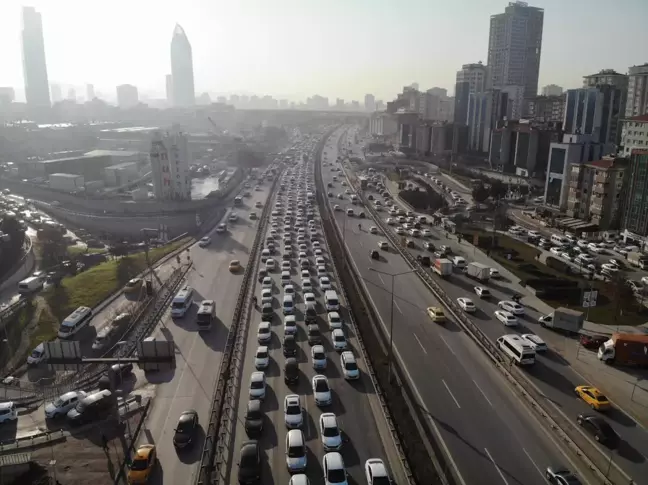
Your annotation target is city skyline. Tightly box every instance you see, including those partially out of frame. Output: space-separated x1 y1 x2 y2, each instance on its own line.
0 0 646 103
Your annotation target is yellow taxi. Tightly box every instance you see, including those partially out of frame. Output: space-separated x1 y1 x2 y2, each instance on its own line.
229 260 242 272
127 444 156 484
123 278 143 294
574 385 611 411
426 306 446 324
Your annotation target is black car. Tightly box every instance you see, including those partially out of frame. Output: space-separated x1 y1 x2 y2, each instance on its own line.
238 440 261 484
577 414 619 446
359 212 366 218
370 250 380 260
283 335 297 357
545 465 582 484
367 194 374 200
284 357 299 384
261 303 273 321
307 324 321 345
173 409 199 448
244 400 263 436
305 307 317 324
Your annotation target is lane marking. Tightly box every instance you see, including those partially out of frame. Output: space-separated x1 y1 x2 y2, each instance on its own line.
393 299 403 314
472 379 493 407
413 333 427 354
438 334 456 356
442 379 461 409
522 448 544 481
484 448 510 485
377 274 385 286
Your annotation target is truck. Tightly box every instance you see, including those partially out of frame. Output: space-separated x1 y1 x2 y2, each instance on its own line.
359 177 368 190
598 333 648 367
538 307 584 333
466 262 490 282
433 258 453 278
627 251 648 270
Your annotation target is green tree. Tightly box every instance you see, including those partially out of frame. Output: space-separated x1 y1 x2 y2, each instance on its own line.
489 180 507 200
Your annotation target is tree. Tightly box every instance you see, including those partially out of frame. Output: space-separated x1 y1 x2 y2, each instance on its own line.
489 180 507 200
472 184 490 203
518 185 530 196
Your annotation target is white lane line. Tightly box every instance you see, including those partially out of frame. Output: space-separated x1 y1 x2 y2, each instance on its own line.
522 448 544 481
413 333 427 354
472 379 493 407
377 274 385 286
393 299 403 314
438 334 456 356
442 380 461 409
484 448 510 485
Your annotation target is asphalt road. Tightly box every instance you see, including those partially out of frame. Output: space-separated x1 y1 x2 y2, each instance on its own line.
361 177 648 482
321 128 590 485
226 157 406 485
137 181 274 485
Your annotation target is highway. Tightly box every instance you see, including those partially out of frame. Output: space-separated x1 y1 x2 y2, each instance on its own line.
136 180 274 485
320 127 591 485
225 152 406 484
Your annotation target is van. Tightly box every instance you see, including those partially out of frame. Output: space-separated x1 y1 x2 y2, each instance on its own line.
18 276 43 294
324 290 340 311
58 306 93 339
171 286 194 318
66 389 113 425
550 234 570 247
497 335 535 366
196 300 216 330
92 325 118 351
0 402 18 424
452 256 467 269
27 343 45 365
283 295 295 315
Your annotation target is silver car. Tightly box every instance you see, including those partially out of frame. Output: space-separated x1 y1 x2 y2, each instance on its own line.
286 429 307 472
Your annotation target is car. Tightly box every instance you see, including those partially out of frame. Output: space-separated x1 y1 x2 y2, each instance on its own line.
304 292 316 307
332 328 348 351
249 371 266 400
334 205 341 211
238 440 261 485
123 277 143 294
320 276 332 290
198 236 211 247
560 252 572 261
577 413 619 445
426 306 445 323
395 227 405 235
340 351 359 380
262 277 272 289
494 310 517 326
256 322 271 343
254 346 269 369
498 300 524 315
370 226 378 234
284 284 295 297
386 217 395 225
550 247 563 256
365 458 390 485
44 391 87 419
302 278 313 291
323 452 348 485
283 334 297 356
521 333 547 352
173 409 199 449
285 429 308 472
320 413 343 451
489 268 500 278
215 223 227 233
317 265 327 276
265 258 276 271
229 213 239 222
260 288 272 305
327 311 342 329
456 297 476 313
284 394 303 428
244 399 263 436
229 260 242 272
284 315 298 335
127 444 157 484
370 250 380 260
378 241 388 250
312 374 332 406
575 385 611 411
281 260 291 270
545 465 582 484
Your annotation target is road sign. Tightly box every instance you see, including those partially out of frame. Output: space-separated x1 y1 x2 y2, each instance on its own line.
583 290 598 308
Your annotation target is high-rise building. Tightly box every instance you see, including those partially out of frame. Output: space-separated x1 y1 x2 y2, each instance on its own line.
542 84 563 97
170 24 195 107
86 84 95 101
454 62 488 124
620 115 648 157
165 74 173 106
525 95 565 122
116 84 139 109
467 89 508 152
150 128 191 201
67 88 76 101
364 94 376 112
21 7 51 108
626 63 648 118
487 2 544 100
335 98 344 110
622 150 648 243
50 83 62 103
563 87 625 147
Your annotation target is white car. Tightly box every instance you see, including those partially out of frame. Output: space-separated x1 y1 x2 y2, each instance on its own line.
284 284 295 296
370 226 378 234
560 252 572 261
311 345 327 370
521 333 547 352
281 260 291 270
422 229 432 237
601 263 619 272
386 218 395 225
317 265 327 276
198 236 211 247
257 322 272 343
249 371 266 400
312 375 332 406
332 329 347 351
320 276 332 290
254 346 269 369
527 231 540 238
328 311 343 329
262 277 273 289
456 297 476 313
261 288 273 304
265 258 276 270
395 227 405 235
498 300 524 315
215 223 227 233
474 286 491 298
302 278 313 291
323 452 348 485
378 241 388 250
301 269 310 279
314 248 323 257
340 351 359 380
550 247 563 255
284 394 303 428
44 391 87 419
495 310 518 326
320 413 343 451
489 268 500 278
365 458 390 485
284 315 298 335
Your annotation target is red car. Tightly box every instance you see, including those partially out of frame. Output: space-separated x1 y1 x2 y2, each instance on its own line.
580 334 607 350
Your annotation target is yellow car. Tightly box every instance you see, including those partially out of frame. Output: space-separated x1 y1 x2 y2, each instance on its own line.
229 260 242 272
575 385 611 411
127 444 156 484
124 278 143 294
427 306 446 323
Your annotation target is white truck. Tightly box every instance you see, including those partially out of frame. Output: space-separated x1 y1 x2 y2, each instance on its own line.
466 262 490 282
433 258 453 278
538 307 584 334
627 251 648 270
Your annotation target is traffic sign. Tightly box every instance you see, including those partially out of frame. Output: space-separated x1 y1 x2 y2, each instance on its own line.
583 290 598 308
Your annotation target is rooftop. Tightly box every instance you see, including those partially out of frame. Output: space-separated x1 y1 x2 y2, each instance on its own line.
626 114 648 123
585 157 627 169
84 149 140 158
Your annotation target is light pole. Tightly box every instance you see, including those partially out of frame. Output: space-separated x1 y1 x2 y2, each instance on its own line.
369 267 416 383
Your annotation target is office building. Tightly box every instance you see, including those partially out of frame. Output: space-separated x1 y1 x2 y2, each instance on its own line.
525 95 565 122
416 122 468 157
116 84 139 109
626 63 648 118
364 94 375 112
542 84 563 97
487 2 544 100
622 150 648 244
335 98 344 110
428 87 447 98
419 90 441 120
376 100 385 111
150 128 191 201
50 83 62 103
369 112 398 137
21 7 51 108
563 87 625 147
620 114 648 156
454 62 488 125
467 89 508 153
501 85 525 120
583 69 628 89
439 97 455 122
165 74 173 106
170 24 195 107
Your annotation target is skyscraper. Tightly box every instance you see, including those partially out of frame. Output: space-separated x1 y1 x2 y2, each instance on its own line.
150 128 191 201
626 63 648 117
86 84 95 101
454 62 488 124
21 7 51 108
487 2 544 100
170 24 195 107
364 94 375 112
165 74 173 106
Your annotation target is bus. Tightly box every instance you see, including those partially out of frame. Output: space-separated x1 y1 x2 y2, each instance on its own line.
196 300 215 330
58 306 94 339
497 335 536 366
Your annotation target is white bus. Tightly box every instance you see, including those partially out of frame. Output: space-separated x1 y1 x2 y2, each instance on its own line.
550 234 570 247
58 306 94 339
18 276 43 294
196 300 215 330
171 286 194 318
496 334 536 366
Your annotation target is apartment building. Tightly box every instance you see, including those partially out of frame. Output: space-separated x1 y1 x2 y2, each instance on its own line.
622 150 648 244
525 95 565 122
626 63 648 118
620 114 648 156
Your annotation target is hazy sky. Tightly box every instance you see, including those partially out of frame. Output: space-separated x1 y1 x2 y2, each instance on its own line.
1 0 646 102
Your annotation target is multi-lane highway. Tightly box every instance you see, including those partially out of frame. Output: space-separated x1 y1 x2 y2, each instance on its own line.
319 127 594 485
225 151 406 484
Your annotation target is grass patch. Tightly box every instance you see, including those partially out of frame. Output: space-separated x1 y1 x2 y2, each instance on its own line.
67 245 106 256
31 306 59 349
